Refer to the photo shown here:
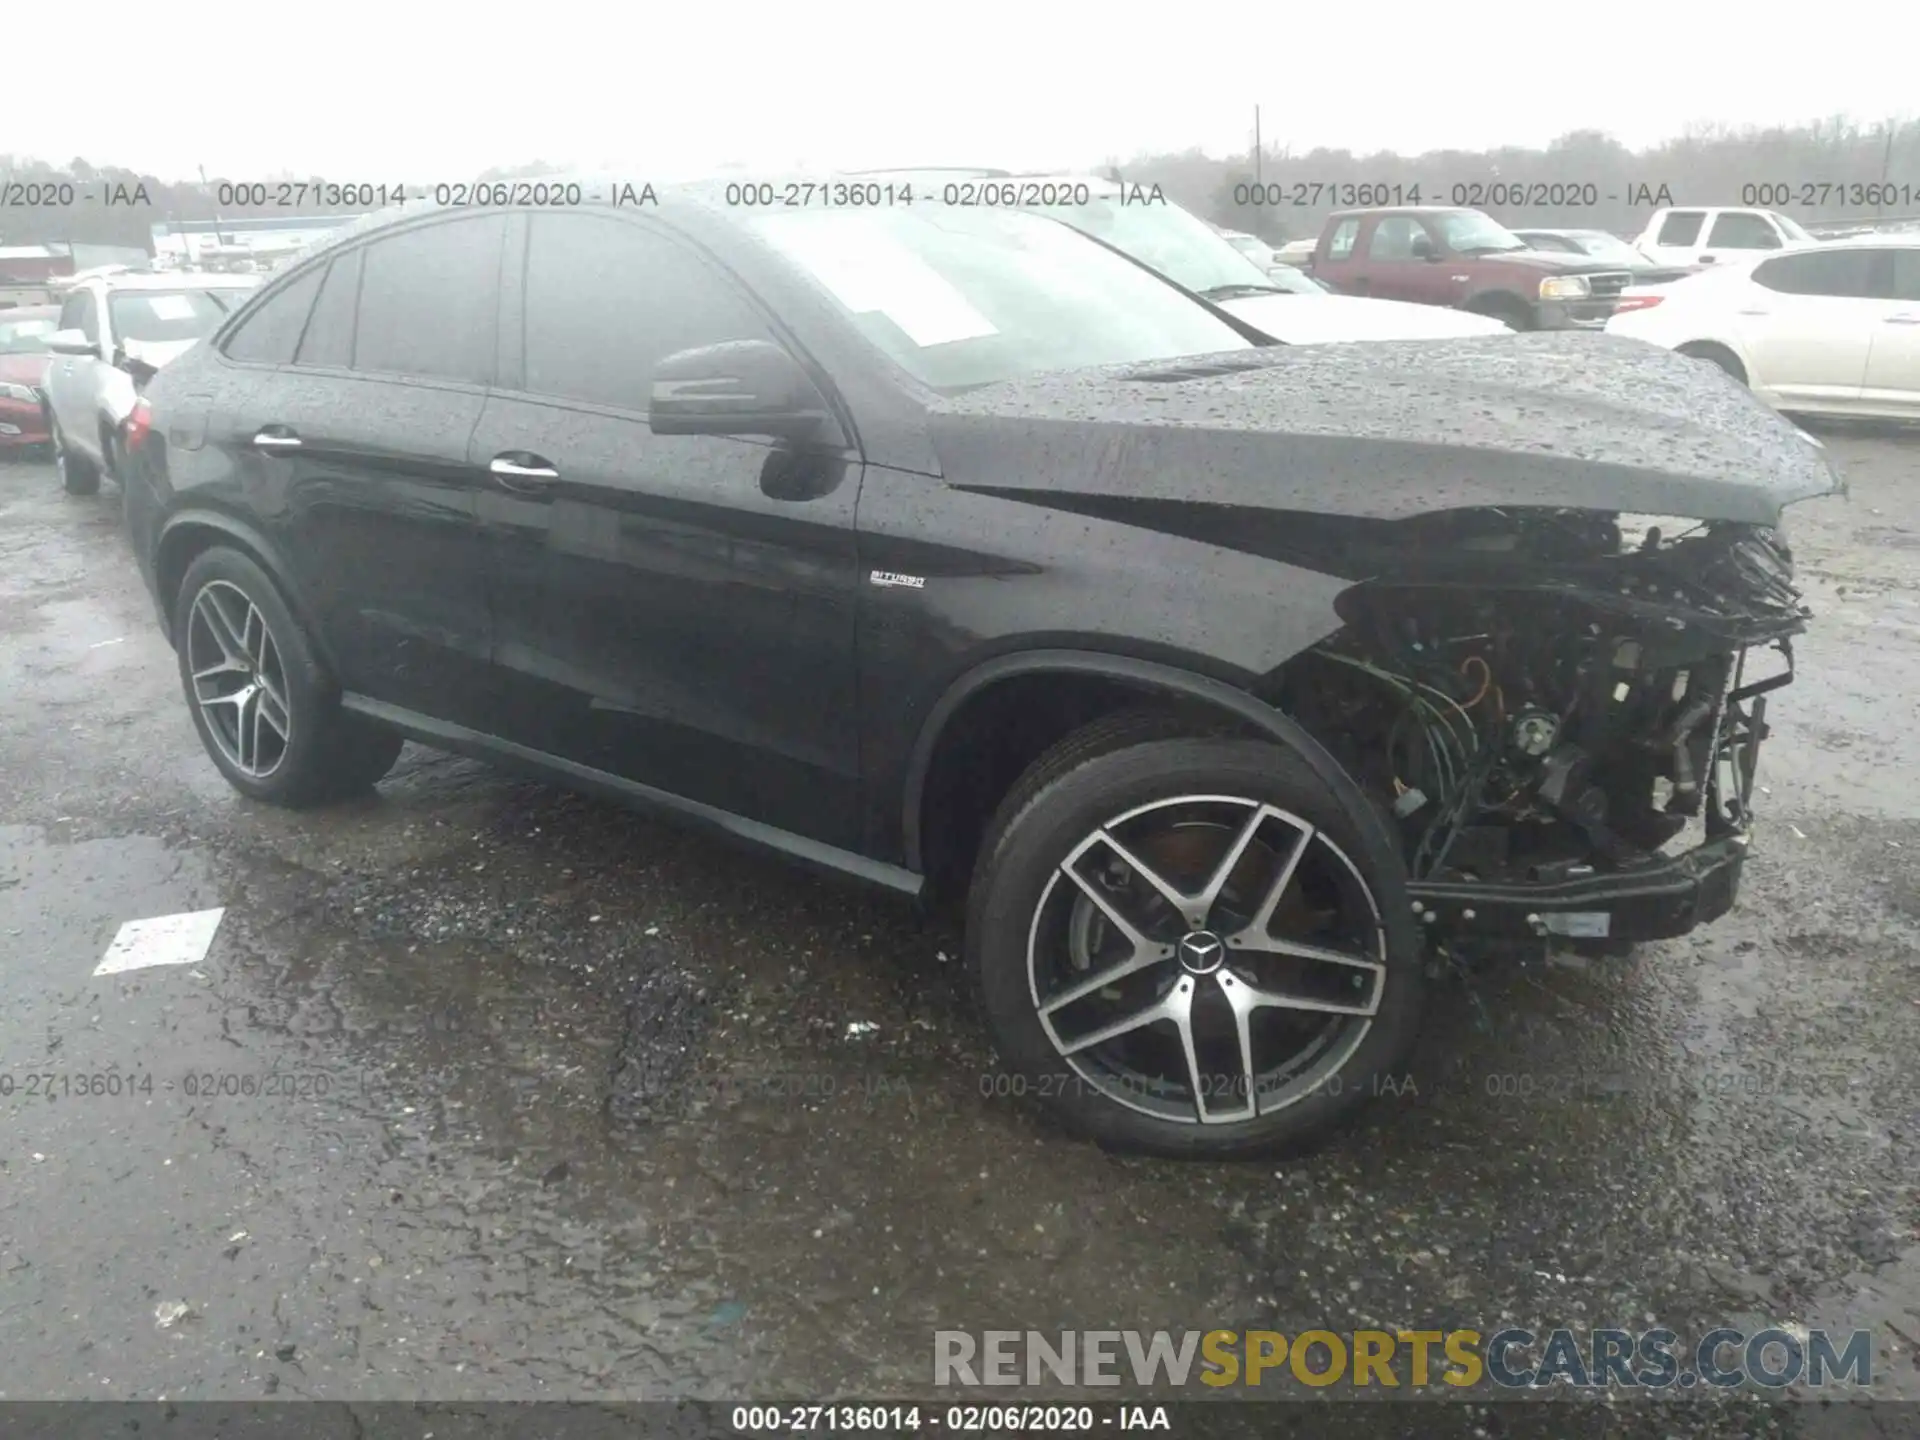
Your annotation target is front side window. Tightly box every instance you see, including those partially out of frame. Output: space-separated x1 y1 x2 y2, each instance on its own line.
1367 216 1427 260
520 213 776 411
1706 212 1782 249
352 216 505 384
747 206 1252 394
60 290 99 344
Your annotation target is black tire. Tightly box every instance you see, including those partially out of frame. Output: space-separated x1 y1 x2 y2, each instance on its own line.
966 712 1424 1159
1678 342 1747 385
172 546 404 807
53 425 100 496
1467 296 1533 332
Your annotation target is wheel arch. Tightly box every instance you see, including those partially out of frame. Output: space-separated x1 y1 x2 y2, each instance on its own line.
154 509 327 662
900 648 1399 899
1461 289 1533 325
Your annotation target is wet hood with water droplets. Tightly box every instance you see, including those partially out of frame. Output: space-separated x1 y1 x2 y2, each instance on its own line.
925 332 1843 526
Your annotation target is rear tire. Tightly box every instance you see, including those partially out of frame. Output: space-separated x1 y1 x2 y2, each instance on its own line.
173 546 403 807
53 426 99 496
965 713 1424 1159
1678 342 1747 385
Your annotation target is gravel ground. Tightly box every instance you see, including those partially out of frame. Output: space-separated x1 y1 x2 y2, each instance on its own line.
1 429 1916 1436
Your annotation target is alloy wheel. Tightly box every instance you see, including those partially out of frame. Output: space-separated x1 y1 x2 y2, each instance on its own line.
1026 795 1387 1125
185 580 293 778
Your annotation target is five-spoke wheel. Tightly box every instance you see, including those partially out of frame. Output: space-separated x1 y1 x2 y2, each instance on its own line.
186 580 293 779
969 717 1423 1158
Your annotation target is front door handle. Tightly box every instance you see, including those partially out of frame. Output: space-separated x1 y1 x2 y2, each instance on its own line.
252 427 301 453
489 454 558 493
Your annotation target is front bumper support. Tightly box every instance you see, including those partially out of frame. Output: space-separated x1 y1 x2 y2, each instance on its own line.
1407 832 1750 943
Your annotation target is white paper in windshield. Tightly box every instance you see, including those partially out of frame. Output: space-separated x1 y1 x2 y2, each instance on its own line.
766 219 998 348
144 294 198 321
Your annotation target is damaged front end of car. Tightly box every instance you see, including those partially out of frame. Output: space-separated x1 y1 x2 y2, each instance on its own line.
1278 506 1810 948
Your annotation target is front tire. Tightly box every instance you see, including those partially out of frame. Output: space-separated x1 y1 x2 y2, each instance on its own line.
966 717 1424 1159
173 546 403 807
53 426 100 496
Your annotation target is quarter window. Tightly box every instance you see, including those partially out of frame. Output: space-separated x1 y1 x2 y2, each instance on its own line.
224 266 327 365
1325 218 1361 260
297 250 362 369
352 216 505 384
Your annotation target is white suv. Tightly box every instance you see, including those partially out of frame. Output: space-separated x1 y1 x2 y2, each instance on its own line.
43 268 255 494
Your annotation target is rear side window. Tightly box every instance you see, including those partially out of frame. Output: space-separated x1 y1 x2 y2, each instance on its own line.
1655 211 1704 246
297 250 362 368
1325 218 1360 260
1751 249 1876 297
352 215 505 384
222 267 326 365
1706 212 1781 249
519 213 775 412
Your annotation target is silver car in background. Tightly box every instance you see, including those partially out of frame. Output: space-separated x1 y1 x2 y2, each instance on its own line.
43 268 255 494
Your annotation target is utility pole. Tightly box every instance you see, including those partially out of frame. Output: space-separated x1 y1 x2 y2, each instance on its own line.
1254 105 1263 187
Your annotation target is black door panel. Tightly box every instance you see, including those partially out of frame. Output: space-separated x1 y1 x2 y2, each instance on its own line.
222 374 494 722
472 395 864 847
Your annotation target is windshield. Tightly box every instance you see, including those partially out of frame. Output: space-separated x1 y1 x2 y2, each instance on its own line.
0 314 56 354
1260 265 1330 294
748 206 1253 393
1563 231 1650 265
108 288 252 344
1434 210 1529 254
1024 195 1276 296
1771 211 1816 243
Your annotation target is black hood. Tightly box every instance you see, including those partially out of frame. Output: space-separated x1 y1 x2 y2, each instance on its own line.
925 332 1844 526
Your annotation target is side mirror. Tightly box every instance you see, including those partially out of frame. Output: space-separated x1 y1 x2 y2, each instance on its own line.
1411 235 1437 261
649 339 832 442
47 329 98 357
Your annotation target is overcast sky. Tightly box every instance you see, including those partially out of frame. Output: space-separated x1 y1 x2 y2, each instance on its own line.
9 3 1915 180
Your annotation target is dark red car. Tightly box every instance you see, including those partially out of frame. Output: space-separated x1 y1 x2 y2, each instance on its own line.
0 305 58 455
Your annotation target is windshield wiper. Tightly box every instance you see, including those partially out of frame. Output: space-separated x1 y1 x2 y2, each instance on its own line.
1198 283 1290 300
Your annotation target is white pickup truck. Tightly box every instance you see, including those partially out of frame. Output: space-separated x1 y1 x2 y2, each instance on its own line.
1633 207 1820 269
43 269 255 494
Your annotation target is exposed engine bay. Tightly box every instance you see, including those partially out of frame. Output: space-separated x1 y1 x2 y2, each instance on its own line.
1279 507 1809 942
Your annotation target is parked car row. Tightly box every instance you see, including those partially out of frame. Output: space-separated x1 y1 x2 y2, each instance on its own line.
107 172 1840 1157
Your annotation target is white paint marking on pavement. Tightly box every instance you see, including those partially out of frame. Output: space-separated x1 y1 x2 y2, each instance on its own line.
88 637 126 649
94 908 226 977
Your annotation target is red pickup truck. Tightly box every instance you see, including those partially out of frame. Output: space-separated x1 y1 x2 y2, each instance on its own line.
1308 207 1634 331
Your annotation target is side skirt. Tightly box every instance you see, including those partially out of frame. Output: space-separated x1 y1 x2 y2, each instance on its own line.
340 694 925 899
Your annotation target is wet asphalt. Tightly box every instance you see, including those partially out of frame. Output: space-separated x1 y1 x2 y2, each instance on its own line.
0 432 1916 1435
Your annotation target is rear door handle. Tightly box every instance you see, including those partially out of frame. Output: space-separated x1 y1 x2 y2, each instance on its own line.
252 426 301 453
489 454 558 493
